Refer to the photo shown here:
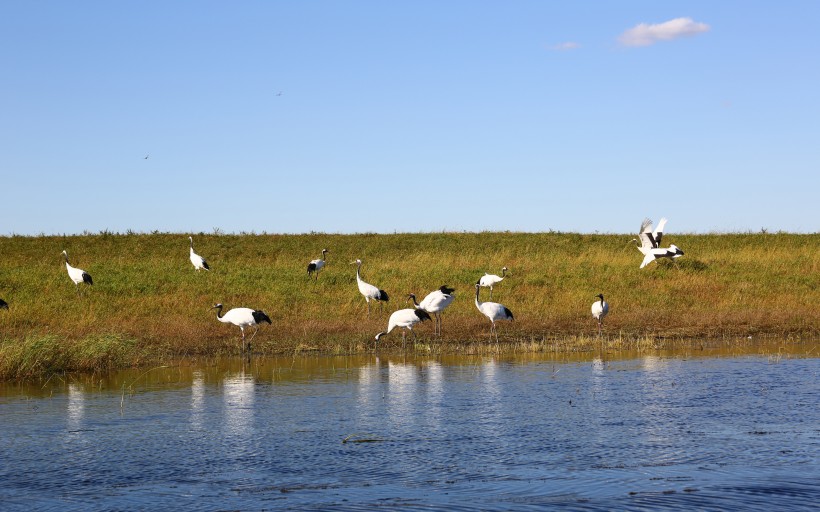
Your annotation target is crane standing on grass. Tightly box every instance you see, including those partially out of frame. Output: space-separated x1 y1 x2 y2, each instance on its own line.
408 285 455 336
352 259 389 315
211 303 271 353
591 293 609 336
475 283 514 343
307 249 329 279
374 308 432 350
478 267 508 299
62 250 93 294
189 236 210 271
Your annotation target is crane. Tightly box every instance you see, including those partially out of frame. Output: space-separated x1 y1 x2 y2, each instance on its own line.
211 303 271 353
474 283 514 343
62 250 93 294
632 218 684 268
351 259 389 315
478 267 508 299
307 249 329 279
374 308 432 349
591 293 609 336
408 285 455 335
189 236 210 271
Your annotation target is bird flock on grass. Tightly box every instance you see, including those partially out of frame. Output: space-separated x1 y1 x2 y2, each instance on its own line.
0 217 684 354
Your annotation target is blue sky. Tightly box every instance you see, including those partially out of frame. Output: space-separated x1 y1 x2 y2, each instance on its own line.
2 2 818 235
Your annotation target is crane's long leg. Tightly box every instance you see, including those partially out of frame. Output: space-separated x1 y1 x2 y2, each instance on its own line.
489 287 493 300
366 299 370 316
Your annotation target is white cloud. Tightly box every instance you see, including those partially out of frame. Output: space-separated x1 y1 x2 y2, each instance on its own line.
548 42 581 51
618 17 710 47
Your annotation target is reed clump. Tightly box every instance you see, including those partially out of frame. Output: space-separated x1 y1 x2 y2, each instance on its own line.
0 231 817 379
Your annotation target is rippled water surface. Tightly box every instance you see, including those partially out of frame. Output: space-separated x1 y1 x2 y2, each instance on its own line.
1 343 818 511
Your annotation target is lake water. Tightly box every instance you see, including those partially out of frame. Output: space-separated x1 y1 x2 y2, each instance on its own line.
1 343 818 511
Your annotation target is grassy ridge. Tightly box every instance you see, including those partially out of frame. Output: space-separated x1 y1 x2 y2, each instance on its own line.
0 231 818 378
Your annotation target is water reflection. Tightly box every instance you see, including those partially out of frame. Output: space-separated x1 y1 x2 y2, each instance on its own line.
222 370 255 442
0 341 816 511
66 382 84 432
190 371 205 431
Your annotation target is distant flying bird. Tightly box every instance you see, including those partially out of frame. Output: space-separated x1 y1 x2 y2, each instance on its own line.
62 250 93 293
189 236 210 271
144 154 149 159
374 308 432 349
632 218 685 268
276 91 283 96
474 283 514 343
352 259 389 315
211 303 271 353
591 293 609 336
408 285 455 335
307 249 329 279
478 267 508 299
0 299 7 310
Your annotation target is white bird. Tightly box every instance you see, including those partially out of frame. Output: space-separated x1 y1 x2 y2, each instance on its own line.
351 259 389 315
307 249 329 279
591 293 609 336
474 283 514 343
0 298 7 310
211 303 272 353
374 308 432 349
477 267 508 299
62 250 93 294
632 218 685 268
189 236 210 271
408 285 455 335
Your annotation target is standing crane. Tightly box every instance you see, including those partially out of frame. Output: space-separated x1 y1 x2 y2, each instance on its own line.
62 250 93 294
351 259 389 315
474 283 514 343
211 303 271 353
478 267 508 299
408 285 455 335
374 308 432 350
591 293 609 336
307 249 329 279
189 236 210 271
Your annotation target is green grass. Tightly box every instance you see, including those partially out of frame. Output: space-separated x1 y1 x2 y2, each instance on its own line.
0 231 817 379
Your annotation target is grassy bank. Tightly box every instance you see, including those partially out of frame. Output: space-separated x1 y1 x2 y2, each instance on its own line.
0 231 817 378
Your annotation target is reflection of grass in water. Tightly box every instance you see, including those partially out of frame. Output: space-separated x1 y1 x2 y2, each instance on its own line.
0 231 817 379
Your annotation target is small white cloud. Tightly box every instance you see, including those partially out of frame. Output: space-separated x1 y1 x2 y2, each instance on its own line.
619 17 710 47
548 42 581 51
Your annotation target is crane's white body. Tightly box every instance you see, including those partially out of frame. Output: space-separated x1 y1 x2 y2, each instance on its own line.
410 286 455 335
189 237 210 271
475 284 514 342
478 267 508 299
353 259 388 315
591 294 609 335
212 303 271 353
62 250 93 292
634 218 684 268
375 308 431 348
307 249 328 279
